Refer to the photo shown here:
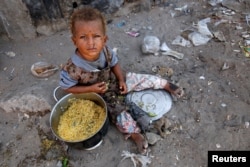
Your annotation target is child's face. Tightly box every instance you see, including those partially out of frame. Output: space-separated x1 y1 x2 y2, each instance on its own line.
72 20 107 61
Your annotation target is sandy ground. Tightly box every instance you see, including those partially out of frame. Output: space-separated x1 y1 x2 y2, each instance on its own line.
0 1 250 167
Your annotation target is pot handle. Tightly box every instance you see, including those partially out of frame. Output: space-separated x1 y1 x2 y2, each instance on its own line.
53 86 60 102
53 86 68 102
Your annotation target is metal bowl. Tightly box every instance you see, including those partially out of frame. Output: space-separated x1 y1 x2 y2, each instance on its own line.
50 93 109 149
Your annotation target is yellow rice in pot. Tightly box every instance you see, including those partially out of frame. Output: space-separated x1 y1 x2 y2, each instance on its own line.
57 98 106 141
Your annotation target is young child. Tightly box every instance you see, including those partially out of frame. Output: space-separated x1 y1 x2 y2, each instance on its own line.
59 7 184 154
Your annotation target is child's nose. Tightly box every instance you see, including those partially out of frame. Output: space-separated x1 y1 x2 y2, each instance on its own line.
87 37 94 45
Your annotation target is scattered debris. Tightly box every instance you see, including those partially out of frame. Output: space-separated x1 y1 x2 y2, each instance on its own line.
240 44 250 58
117 20 126 27
172 35 192 47
153 117 172 138
244 122 249 129
160 42 184 59
221 103 227 107
121 150 152 167
216 143 221 149
151 66 174 77
8 68 15 81
5 51 16 58
213 31 226 42
31 61 58 78
208 0 223 6
141 36 160 56
221 62 229 70
199 76 205 80
126 31 140 37
245 14 250 26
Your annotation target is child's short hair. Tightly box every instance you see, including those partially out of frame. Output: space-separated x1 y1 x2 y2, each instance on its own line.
70 7 106 36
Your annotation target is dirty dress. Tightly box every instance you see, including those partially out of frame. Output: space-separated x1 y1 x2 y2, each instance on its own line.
60 46 168 134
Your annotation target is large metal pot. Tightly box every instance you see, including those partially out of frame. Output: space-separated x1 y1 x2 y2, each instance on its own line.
50 92 109 150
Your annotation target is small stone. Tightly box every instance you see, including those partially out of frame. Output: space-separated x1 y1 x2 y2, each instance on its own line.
145 132 162 145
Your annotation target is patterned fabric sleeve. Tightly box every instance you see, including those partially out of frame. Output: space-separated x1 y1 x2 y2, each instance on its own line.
59 70 78 89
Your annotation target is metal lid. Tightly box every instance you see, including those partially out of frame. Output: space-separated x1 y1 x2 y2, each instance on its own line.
126 89 172 121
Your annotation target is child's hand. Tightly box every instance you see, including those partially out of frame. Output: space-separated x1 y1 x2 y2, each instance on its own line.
92 82 107 94
119 81 127 94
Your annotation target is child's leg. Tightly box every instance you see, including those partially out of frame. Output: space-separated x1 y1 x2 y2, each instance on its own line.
115 110 148 154
126 72 184 97
126 72 167 91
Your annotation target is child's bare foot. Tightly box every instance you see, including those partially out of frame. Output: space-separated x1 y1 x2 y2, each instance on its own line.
129 133 148 154
165 83 184 98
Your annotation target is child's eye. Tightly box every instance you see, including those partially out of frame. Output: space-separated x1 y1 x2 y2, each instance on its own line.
80 36 86 39
94 35 101 38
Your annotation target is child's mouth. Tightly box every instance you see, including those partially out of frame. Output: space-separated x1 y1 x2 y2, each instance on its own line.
88 48 96 51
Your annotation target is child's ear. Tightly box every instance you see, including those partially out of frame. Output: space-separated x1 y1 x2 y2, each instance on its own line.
71 36 76 45
103 35 108 43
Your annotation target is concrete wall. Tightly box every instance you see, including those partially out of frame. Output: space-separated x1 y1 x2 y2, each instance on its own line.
0 0 124 41
0 0 37 40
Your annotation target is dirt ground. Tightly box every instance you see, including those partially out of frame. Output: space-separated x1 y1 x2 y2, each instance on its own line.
0 1 250 167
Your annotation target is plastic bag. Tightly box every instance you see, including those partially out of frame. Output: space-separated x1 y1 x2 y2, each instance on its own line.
188 32 211 46
197 18 213 37
141 36 160 55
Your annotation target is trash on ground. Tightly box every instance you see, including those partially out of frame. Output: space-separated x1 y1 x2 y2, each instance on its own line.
239 38 250 58
233 50 240 53
221 62 229 70
188 32 211 46
126 31 140 37
117 20 126 27
121 150 152 167
160 42 184 59
153 117 173 138
244 40 250 45
240 45 250 57
8 68 15 81
174 5 188 12
141 36 160 56
214 19 228 27
31 61 58 78
179 18 213 46
244 122 249 129
216 143 221 148
170 4 192 17
196 18 213 38
245 14 250 26
151 66 174 77
213 31 226 42
199 76 205 80
5 51 16 58
208 0 223 6
172 35 192 47
221 103 227 107
221 0 244 13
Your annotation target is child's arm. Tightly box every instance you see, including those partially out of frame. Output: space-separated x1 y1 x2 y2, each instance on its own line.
111 63 127 94
60 70 108 94
64 82 107 94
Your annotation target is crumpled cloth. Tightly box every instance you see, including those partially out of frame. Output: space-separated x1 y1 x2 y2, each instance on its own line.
110 72 169 134
126 72 167 92
116 110 141 134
